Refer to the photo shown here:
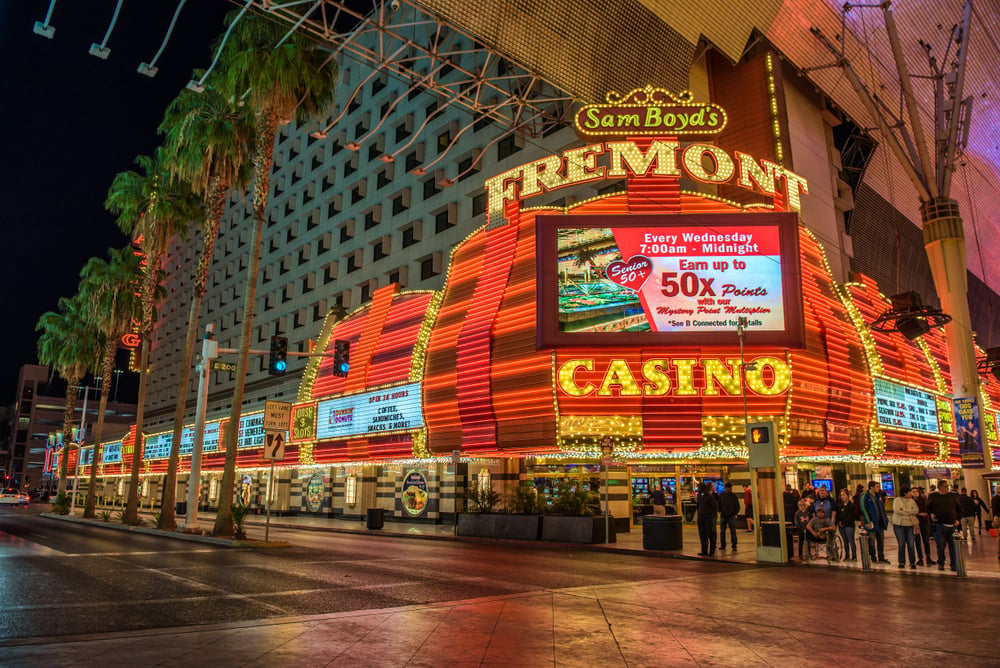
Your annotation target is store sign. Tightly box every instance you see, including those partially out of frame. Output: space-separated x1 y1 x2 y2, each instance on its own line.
538 212 804 347
486 139 809 228
575 87 727 140
953 396 985 468
143 432 173 460
401 470 428 517
316 382 423 440
556 355 790 398
237 414 266 450
872 377 940 434
103 441 122 464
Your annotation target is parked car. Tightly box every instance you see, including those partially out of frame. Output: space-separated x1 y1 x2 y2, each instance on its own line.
0 488 30 506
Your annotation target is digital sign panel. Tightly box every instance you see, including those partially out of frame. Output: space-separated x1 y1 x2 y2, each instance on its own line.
872 377 940 434
537 213 804 347
316 383 423 441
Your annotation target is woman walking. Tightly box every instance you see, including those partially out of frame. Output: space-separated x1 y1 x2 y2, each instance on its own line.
970 489 990 535
891 486 920 569
837 488 858 561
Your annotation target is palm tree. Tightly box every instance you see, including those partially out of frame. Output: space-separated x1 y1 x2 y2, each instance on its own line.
77 247 144 518
36 295 101 499
209 12 338 537
105 149 201 525
154 81 254 530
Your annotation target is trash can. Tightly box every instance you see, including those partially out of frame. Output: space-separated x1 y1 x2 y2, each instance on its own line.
366 508 385 530
175 501 187 516
643 514 683 550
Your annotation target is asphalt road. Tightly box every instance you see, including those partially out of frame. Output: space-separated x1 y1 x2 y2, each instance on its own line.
0 506 738 640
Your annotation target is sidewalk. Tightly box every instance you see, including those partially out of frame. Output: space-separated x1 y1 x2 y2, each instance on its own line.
115 506 1000 580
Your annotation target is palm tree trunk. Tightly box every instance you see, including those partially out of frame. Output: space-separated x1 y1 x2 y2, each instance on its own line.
214 111 277 537
160 181 227 530
84 340 116 518
124 247 159 525
56 379 80 498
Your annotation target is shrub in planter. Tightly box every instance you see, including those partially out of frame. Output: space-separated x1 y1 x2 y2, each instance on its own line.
50 491 70 515
549 480 596 517
507 483 544 515
466 483 502 513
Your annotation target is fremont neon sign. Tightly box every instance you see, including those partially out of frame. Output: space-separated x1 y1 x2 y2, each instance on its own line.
557 356 791 398
485 140 809 227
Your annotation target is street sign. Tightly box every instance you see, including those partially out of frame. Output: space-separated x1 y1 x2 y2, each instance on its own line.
211 360 238 373
263 432 286 461
600 435 613 456
263 400 293 432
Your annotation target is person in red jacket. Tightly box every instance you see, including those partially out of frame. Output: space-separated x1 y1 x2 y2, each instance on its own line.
744 485 754 533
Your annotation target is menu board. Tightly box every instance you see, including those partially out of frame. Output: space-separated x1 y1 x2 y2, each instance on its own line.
103 441 122 464
538 213 803 347
143 432 173 460
316 383 423 440
872 377 939 433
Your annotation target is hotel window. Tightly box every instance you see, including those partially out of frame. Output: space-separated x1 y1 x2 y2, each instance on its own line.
326 195 341 219
317 232 332 254
350 180 367 204
401 221 421 248
343 154 358 177
301 272 315 294
323 262 337 284
434 204 456 233
457 150 481 182
471 191 487 217
394 115 413 142
423 177 440 200
391 188 410 216
364 205 381 230
419 252 442 280
497 132 523 160
346 250 362 274
372 236 390 262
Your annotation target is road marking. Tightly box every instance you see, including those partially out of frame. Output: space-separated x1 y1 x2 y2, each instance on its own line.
57 549 218 558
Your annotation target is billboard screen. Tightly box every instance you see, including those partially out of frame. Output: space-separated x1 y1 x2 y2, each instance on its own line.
537 213 804 346
316 382 423 441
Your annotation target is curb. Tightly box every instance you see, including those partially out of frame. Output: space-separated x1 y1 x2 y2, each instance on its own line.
39 513 290 549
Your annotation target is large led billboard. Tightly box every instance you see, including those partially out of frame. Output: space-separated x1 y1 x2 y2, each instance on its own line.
536 213 804 346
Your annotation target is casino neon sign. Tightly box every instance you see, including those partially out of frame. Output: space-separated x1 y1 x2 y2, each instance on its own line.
557 356 791 398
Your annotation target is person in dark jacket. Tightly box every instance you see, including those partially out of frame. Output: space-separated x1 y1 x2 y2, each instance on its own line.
696 482 719 556
783 485 799 524
860 480 890 564
958 488 978 541
914 487 932 565
926 479 963 571
719 482 740 550
837 488 858 561
969 489 990 534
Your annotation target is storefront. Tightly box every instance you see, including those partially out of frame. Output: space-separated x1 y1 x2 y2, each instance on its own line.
69 88 999 526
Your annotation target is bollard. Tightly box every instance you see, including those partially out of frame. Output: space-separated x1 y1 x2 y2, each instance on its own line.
858 529 872 571
951 530 968 579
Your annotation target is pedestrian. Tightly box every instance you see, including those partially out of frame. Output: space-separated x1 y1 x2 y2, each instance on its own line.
794 497 812 561
969 489 989 535
958 488 978 541
813 486 837 523
719 482 740 550
860 480 890 564
915 487 933 565
992 488 1000 561
696 482 719 556
852 484 864 513
837 488 858 561
783 484 799 523
801 483 816 503
744 485 754 533
650 485 667 516
890 486 920 569
926 479 962 571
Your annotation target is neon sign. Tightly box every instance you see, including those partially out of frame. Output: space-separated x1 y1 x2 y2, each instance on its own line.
575 87 727 139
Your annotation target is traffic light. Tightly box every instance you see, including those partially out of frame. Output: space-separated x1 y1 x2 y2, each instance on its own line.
268 336 288 376
333 339 350 377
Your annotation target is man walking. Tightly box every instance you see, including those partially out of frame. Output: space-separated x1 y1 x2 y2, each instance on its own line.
696 482 719 556
860 480 890 564
719 482 740 550
926 479 962 571
958 488 978 541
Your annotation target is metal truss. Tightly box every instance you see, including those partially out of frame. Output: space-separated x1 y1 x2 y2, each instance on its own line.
239 0 577 141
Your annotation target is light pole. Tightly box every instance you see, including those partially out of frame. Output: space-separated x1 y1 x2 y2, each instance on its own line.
736 317 758 428
181 324 217 532
70 384 97 514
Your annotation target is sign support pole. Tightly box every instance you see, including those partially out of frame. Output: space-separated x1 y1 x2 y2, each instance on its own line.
265 460 274 542
182 325 216 533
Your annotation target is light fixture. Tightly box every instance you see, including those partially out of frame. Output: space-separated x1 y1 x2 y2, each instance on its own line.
137 62 158 77
33 21 55 38
976 347 1000 382
869 291 951 341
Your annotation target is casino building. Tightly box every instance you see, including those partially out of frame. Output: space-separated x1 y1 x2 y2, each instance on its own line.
61 1 1000 527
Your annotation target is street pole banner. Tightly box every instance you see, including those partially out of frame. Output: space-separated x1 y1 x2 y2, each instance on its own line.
953 397 985 468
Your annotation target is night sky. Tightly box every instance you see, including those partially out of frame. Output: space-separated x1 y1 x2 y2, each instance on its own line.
0 0 231 406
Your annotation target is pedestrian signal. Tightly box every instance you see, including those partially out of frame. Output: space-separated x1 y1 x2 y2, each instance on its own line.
268 336 288 376
333 339 350 377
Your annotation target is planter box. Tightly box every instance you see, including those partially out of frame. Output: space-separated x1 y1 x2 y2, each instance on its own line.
456 513 541 540
541 514 616 544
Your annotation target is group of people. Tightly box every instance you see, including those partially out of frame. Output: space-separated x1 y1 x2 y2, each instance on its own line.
785 479 999 571
693 481 744 556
